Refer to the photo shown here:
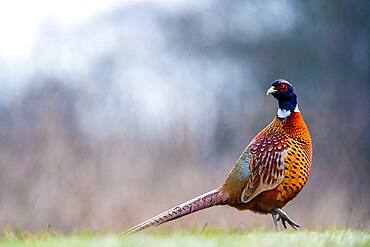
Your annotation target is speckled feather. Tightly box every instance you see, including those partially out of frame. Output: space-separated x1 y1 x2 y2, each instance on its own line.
221 111 312 213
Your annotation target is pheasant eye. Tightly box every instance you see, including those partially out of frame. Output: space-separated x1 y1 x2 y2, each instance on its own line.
278 84 288 92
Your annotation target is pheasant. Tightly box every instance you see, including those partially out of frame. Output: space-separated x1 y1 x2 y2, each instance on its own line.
122 79 312 234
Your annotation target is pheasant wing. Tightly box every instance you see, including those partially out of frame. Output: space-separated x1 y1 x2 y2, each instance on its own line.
241 133 289 203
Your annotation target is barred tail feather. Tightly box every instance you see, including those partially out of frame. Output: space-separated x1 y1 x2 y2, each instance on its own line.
120 189 228 236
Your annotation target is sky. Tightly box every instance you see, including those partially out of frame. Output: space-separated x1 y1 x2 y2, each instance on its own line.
0 0 200 105
0 0 296 136
0 0 194 63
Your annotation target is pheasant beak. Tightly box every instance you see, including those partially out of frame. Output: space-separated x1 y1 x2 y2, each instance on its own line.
266 86 277 95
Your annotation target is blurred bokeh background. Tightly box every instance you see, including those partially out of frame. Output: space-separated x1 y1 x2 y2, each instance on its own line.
0 0 369 232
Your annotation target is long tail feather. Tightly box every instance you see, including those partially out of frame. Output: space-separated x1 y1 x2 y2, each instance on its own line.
120 189 229 236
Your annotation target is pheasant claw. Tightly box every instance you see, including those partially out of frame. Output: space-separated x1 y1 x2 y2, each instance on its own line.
272 208 301 230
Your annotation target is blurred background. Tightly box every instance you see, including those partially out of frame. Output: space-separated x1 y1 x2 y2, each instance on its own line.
0 0 369 232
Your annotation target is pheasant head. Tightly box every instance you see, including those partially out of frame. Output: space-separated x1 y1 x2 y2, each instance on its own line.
266 79 299 119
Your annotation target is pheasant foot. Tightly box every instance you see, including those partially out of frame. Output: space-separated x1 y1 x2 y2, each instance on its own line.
271 208 301 230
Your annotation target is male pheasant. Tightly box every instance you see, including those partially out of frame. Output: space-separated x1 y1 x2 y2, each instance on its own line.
122 79 312 234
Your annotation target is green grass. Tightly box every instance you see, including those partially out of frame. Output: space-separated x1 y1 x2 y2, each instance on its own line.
0 229 369 247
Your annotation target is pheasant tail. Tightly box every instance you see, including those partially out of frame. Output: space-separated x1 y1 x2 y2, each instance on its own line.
120 189 229 236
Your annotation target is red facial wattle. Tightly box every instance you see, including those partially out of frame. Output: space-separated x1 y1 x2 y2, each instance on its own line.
277 84 288 93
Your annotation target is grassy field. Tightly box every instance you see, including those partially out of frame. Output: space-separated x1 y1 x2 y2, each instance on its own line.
0 229 369 247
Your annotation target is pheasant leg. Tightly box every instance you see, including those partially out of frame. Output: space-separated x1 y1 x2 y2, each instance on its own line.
272 208 301 230
271 212 280 231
